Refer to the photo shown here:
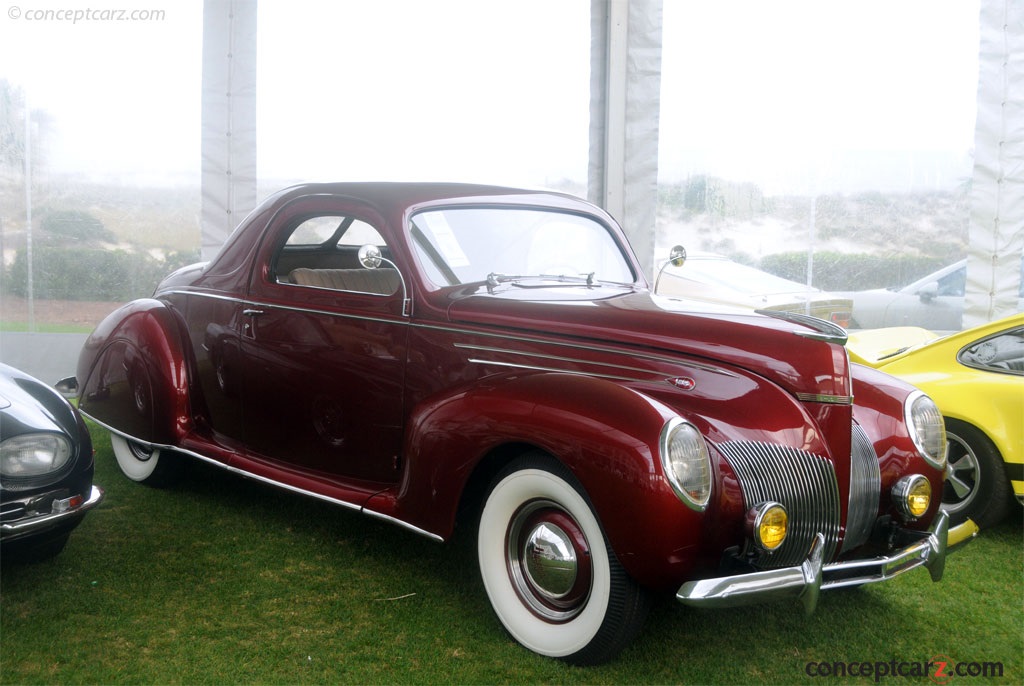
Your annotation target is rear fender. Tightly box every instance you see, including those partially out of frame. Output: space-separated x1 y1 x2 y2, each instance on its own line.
77 299 192 445
387 372 705 589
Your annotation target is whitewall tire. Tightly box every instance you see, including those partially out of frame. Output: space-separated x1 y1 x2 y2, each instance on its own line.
110 434 180 487
477 454 649 665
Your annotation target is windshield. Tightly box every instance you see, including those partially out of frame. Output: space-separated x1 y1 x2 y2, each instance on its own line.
409 207 636 288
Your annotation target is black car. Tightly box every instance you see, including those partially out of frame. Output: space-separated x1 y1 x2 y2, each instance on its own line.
0 363 102 561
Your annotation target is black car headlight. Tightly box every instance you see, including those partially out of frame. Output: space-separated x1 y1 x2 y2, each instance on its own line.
905 391 946 469
1 433 73 478
660 418 712 511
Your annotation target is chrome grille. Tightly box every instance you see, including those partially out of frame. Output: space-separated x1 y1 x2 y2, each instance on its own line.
841 424 882 553
719 441 841 567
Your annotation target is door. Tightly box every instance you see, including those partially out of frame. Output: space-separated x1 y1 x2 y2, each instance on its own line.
242 197 408 484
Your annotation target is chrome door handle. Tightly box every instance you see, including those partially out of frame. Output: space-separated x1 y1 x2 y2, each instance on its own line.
242 308 264 316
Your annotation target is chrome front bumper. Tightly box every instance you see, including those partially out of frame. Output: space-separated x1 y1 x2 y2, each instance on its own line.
677 511 961 614
0 485 104 542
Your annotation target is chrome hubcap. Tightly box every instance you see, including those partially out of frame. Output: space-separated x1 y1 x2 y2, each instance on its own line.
523 523 578 600
128 441 154 462
506 500 592 622
942 433 979 514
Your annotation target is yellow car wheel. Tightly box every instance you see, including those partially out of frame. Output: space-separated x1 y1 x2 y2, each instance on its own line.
942 419 1013 529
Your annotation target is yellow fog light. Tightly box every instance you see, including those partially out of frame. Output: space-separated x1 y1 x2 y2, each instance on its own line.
892 475 931 520
746 502 788 552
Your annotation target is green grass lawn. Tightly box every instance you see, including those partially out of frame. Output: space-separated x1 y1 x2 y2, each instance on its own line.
2 426 1021 684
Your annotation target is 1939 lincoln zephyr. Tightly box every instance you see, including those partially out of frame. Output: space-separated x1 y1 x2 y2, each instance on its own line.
66 183 963 664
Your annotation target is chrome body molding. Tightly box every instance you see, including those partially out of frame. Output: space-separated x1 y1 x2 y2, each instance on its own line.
795 392 853 405
448 335 739 379
676 511 950 613
80 411 443 544
359 509 446 543
457 343 663 380
756 309 849 346
161 289 411 327
161 289 740 380
467 357 637 382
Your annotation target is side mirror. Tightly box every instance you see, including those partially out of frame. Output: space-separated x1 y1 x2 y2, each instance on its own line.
668 245 687 268
55 376 79 398
357 244 411 316
654 245 687 293
918 281 939 303
358 244 383 269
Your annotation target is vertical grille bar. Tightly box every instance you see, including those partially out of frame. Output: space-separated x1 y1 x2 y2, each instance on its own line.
719 441 841 567
842 424 882 553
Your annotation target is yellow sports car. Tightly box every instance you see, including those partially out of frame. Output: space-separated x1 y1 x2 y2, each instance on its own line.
847 313 1023 528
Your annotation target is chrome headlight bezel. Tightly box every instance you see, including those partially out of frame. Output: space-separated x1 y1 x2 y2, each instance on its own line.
746 501 789 552
904 390 947 469
892 474 932 521
0 432 74 478
660 417 712 512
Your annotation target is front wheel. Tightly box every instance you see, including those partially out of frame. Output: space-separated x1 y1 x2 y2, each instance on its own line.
110 434 181 487
941 420 1012 529
477 454 649 665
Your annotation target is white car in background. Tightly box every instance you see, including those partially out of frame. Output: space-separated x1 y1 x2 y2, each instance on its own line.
848 258 1024 331
655 251 852 327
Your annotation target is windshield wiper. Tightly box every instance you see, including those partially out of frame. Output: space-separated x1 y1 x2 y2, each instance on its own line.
486 272 602 292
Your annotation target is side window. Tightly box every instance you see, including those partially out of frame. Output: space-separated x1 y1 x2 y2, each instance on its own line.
286 215 346 245
936 267 966 297
274 214 399 296
336 219 385 248
958 329 1024 374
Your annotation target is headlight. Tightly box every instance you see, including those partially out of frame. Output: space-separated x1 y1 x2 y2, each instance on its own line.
905 391 946 469
660 418 712 511
0 433 73 477
892 474 931 520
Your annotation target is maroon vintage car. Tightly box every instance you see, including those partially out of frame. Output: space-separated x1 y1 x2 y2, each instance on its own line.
68 182 956 664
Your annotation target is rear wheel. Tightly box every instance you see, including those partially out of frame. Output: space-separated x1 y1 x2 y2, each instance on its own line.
941 420 1012 528
477 454 649 665
110 434 181 487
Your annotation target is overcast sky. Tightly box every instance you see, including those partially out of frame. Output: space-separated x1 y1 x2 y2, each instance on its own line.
0 0 980 194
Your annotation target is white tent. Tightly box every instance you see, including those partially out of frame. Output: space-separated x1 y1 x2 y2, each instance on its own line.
200 0 1021 319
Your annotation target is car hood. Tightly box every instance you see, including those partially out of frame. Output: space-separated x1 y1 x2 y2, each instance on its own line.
444 287 850 400
0 364 77 439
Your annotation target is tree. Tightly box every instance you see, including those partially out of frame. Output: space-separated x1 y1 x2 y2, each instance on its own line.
0 79 26 175
40 210 117 244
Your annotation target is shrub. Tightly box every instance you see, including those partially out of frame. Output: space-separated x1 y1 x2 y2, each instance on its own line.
39 209 117 244
3 247 161 301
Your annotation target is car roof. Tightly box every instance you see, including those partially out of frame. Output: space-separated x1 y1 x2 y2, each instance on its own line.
899 259 966 293
263 182 601 217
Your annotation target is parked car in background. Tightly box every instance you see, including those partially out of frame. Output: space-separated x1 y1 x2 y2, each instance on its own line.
1 363 103 562
847 258 1024 331
847 313 1024 528
655 251 852 327
68 182 958 664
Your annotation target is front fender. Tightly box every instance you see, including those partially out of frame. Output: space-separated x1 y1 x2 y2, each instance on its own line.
77 299 192 445
389 372 705 589
851 364 944 526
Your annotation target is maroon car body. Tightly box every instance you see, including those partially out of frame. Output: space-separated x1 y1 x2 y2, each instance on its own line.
70 183 954 664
